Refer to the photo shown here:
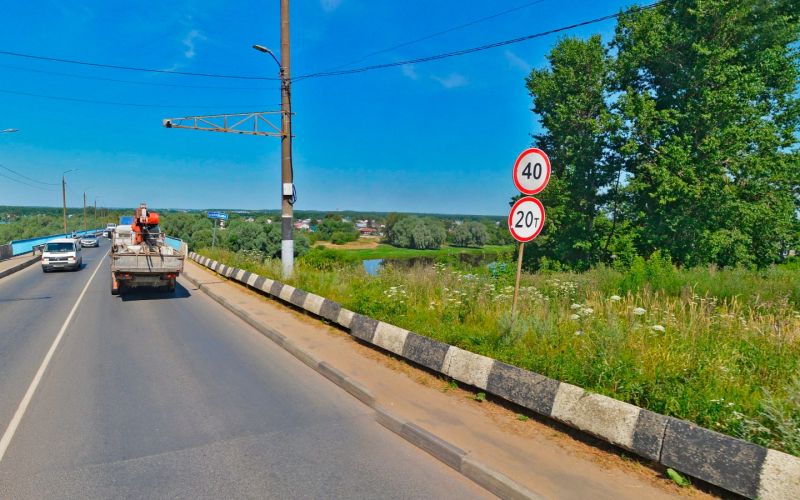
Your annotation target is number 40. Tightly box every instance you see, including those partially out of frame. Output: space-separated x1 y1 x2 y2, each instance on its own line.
522 162 542 180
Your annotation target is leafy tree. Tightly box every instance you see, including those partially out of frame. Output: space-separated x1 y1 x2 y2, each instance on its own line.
524 34 620 270
388 216 446 249
519 0 799 269
316 214 359 244
451 221 489 247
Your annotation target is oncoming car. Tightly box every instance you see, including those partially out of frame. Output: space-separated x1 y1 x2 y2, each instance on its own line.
80 234 99 247
41 238 82 272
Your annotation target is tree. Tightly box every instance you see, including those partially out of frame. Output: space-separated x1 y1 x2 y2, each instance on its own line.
316 214 359 244
613 0 799 267
519 0 799 269
523 34 620 269
451 221 489 247
387 216 446 249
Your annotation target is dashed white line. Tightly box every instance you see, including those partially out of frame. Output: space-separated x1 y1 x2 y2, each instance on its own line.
0 248 109 462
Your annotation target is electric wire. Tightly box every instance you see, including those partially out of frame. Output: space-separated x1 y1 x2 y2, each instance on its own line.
322 0 550 72
0 164 60 185
0 50 279 81
0 89 273 110
0 64 277 91
0 172 57 191
294 2 660 81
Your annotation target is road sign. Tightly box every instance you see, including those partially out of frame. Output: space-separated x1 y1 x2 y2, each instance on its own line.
512 148 551 195
508 197 545 242
207 211 228 220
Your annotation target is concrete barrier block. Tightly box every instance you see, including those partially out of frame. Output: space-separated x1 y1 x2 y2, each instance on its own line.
442 347 494 390
401 332 450 372
302 293 325 315
336 308 355 328
235 269 246 282
245 272 258 287
758 449 800 500
461 456 542 500
350 314 378 343
268 280 283 297
289 288 308 308
372 322 409 356
631 409 669 462
661 417 766 498
486 361 560 417
550 383 639 450
319 299 341 323
278 284 295 302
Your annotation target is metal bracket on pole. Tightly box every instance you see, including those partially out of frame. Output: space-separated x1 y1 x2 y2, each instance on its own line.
162 111 284 137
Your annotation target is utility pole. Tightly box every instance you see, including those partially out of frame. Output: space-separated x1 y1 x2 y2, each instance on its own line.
279 0 295 278
94 198 97 229
163 1 296 278
62 175 67 233
83 192 87 231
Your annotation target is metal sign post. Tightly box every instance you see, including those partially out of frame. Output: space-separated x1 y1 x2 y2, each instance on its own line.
509 148 551 318
207 211 228 250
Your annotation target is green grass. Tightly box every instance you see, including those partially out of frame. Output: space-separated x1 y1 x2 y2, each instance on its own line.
199 247 800 456
320 243 513 261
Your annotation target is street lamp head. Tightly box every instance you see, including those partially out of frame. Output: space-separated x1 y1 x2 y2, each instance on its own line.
1 128 19 133
253 44 281 70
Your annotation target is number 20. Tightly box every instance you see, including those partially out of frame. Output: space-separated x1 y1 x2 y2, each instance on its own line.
514 210 539 229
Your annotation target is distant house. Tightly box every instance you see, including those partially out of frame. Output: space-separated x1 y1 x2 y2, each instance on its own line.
294 220 311 230
359 227 378 236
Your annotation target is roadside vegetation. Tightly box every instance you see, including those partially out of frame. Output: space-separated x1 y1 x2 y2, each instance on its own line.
200 246 800 456
0 206 122 243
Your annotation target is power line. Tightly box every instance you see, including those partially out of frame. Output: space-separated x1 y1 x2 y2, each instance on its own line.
323 0 550 72
0 88 274 110
0 164 59 185
0 171 57 191
0 50 279 81
0 64 277 91
295 2 661 81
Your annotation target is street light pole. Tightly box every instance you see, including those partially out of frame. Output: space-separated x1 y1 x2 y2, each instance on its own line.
62 175 68 233
279 0 294 278
83 192 87 231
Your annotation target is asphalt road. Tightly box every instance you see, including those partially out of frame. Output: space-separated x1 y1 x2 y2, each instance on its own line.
0 238 488 499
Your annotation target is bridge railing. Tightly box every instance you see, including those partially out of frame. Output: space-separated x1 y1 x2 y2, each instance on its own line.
4 229 104 259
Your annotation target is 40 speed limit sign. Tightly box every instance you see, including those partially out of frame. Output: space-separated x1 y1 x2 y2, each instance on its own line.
512 148 551 195
508 196 545 242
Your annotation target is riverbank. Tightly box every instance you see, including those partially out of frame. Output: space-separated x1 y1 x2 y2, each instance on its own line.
316 242 514 262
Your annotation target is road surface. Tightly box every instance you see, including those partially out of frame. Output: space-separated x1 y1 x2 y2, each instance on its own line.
0 238 489 499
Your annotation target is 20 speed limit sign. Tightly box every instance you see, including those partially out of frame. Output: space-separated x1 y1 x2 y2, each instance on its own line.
508 197 545 242
512 148 551 195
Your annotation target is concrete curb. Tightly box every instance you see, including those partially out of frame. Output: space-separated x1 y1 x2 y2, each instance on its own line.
0 254 39 280
183 263 540 500
188 252 800 499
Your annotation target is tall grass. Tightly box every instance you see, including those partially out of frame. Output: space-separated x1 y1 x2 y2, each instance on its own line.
200 248 800 456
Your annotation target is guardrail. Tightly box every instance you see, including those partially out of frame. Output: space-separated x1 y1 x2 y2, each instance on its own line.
7 229 104 258
0 244 11 260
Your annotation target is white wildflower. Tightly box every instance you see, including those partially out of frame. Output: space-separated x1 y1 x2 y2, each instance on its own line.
581 307 594 315
570 303 582 310
610 295 621 301
570 314 580 320
633 307 646 316
651 324 666 332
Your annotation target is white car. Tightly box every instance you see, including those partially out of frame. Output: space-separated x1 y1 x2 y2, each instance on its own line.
41 238 82 272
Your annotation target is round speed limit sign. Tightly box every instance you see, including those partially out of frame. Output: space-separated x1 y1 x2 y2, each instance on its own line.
508 197 545 242
513 148 551 195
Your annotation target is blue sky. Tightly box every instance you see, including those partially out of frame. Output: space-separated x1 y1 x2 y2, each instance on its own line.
0 0 634 215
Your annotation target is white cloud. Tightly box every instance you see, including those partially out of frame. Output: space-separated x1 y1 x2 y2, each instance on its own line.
431 73 468 89
182 29 206 59
505 50 532 73
320 0 342 12
401 64 418 80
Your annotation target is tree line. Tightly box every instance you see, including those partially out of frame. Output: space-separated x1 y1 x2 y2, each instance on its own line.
521 0 799 270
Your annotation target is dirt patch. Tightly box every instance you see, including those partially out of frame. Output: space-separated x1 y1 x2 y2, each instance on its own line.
315 237 381 250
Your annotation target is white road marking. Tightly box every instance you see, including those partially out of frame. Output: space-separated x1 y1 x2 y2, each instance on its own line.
0 248 109 463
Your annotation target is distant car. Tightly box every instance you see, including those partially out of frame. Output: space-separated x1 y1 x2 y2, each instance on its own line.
80 235 99 247
41 238 82 272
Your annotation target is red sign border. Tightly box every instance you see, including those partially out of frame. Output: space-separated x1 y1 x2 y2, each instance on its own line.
512 148 551 195
508 196 546 242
